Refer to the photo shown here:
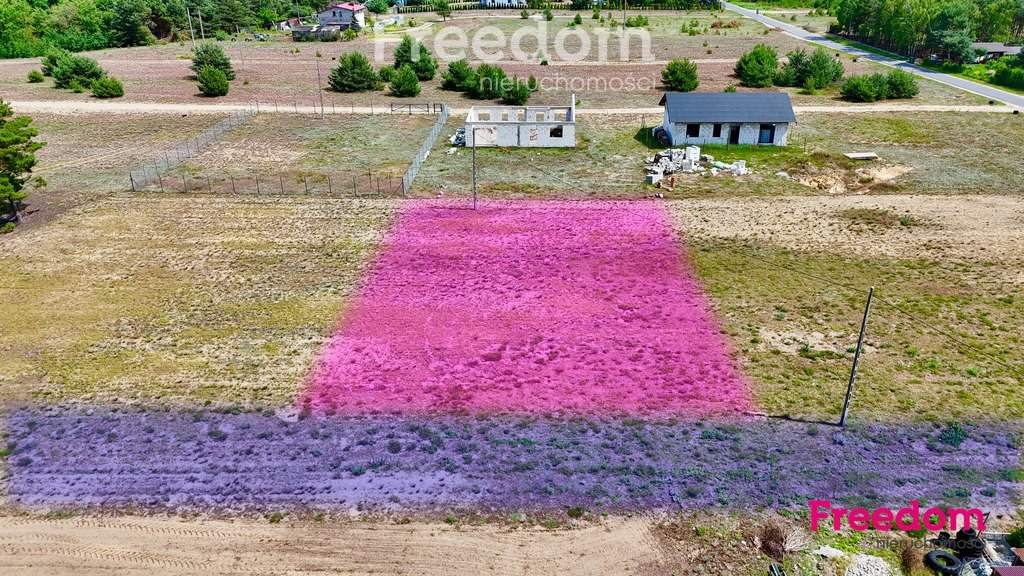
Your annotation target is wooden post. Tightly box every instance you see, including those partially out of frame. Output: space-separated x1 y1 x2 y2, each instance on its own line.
840 287 874 427
280 174 284 194
304 176 309 194
207 176 212 192
328 174 332 195
182 174 187 192
130 173 136 192
230 176 236 194
255 174 260 195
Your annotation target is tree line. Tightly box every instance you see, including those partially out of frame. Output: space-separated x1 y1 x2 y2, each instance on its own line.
1 0 329 58
834 0 1024 61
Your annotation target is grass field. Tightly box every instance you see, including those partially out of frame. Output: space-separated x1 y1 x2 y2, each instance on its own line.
672 196 1024 424
20 111 228 223
0 196 397 408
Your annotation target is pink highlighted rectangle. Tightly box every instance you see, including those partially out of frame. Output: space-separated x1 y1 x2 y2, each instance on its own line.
304 200 752 416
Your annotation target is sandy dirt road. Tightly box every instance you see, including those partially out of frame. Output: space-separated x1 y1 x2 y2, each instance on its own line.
0 514 666 575
6 99 1020 116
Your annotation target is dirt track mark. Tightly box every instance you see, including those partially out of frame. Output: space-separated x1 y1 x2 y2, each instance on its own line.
0 543 212 570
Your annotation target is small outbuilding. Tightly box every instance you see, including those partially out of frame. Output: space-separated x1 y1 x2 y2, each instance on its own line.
972 42 1022 62
657 92 795 146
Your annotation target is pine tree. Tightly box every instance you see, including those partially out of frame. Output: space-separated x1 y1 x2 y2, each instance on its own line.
191 44 235 80
0 101 46 224
328 53 381 92
389 64 421 97
197 66 229 97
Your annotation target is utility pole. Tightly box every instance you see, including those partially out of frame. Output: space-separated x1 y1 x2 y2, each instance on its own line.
471 127 477 210
840 286 874 427
186 7 197 50
316 57 325 120
197 7 205 40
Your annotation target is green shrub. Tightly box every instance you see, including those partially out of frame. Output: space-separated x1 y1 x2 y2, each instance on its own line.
440 59 477 91
471 63 508 99
0 222 15 235
328 52 381 92
735 44 778 88
775 47 843 90
411 44 436 80
573 13 582 25
27 70 44 83
389 64 421 97
68 80 84 93
544 8 553 21
840 74 882 102
724 84 737 92
886 69 919 98
378 64 396 82
191 43 235 81
521 9 529 19
41 49 70 76
624 15 649 27
197 66 230 97
52 54 106 89
938 422 968 447
501 77 531 105
661 58 699 92
1007 526 1024 548
840 70 917 102
366 0 388 13
343 28 358 41
91 76 124 98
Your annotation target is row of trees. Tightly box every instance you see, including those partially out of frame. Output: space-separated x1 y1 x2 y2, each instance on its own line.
735 44 845 91
327 36 435 97
1 0 334 58
835 0 1024 61
324 36 535 103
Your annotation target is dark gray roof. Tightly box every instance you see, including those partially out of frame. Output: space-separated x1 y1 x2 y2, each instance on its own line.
659 92 796 124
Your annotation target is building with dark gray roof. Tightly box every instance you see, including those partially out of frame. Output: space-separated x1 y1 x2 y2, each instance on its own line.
657 92 796 146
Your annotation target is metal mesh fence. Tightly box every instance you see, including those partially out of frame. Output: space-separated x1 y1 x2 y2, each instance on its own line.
137 170 403 197
128 111 254 191
127 102 448 197
402 105 450 194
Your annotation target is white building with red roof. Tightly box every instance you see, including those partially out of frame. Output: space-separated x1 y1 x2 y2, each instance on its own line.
318 2 366 30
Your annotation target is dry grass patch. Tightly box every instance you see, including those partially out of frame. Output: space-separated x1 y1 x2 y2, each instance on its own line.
0 195 397 409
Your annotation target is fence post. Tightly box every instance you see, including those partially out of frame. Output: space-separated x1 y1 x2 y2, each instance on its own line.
328 174 332 195
130 173 136 192
280 175 284 194
156 170 163 192
230 176 236 194
207 176 212 192
304 176 309 194
255 174 260 195
352 176 356 194
182 174 187 192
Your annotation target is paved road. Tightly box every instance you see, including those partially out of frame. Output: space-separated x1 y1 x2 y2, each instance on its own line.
722 1 1024 108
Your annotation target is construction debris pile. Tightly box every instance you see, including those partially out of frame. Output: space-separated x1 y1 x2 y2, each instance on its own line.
644 146 751 185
